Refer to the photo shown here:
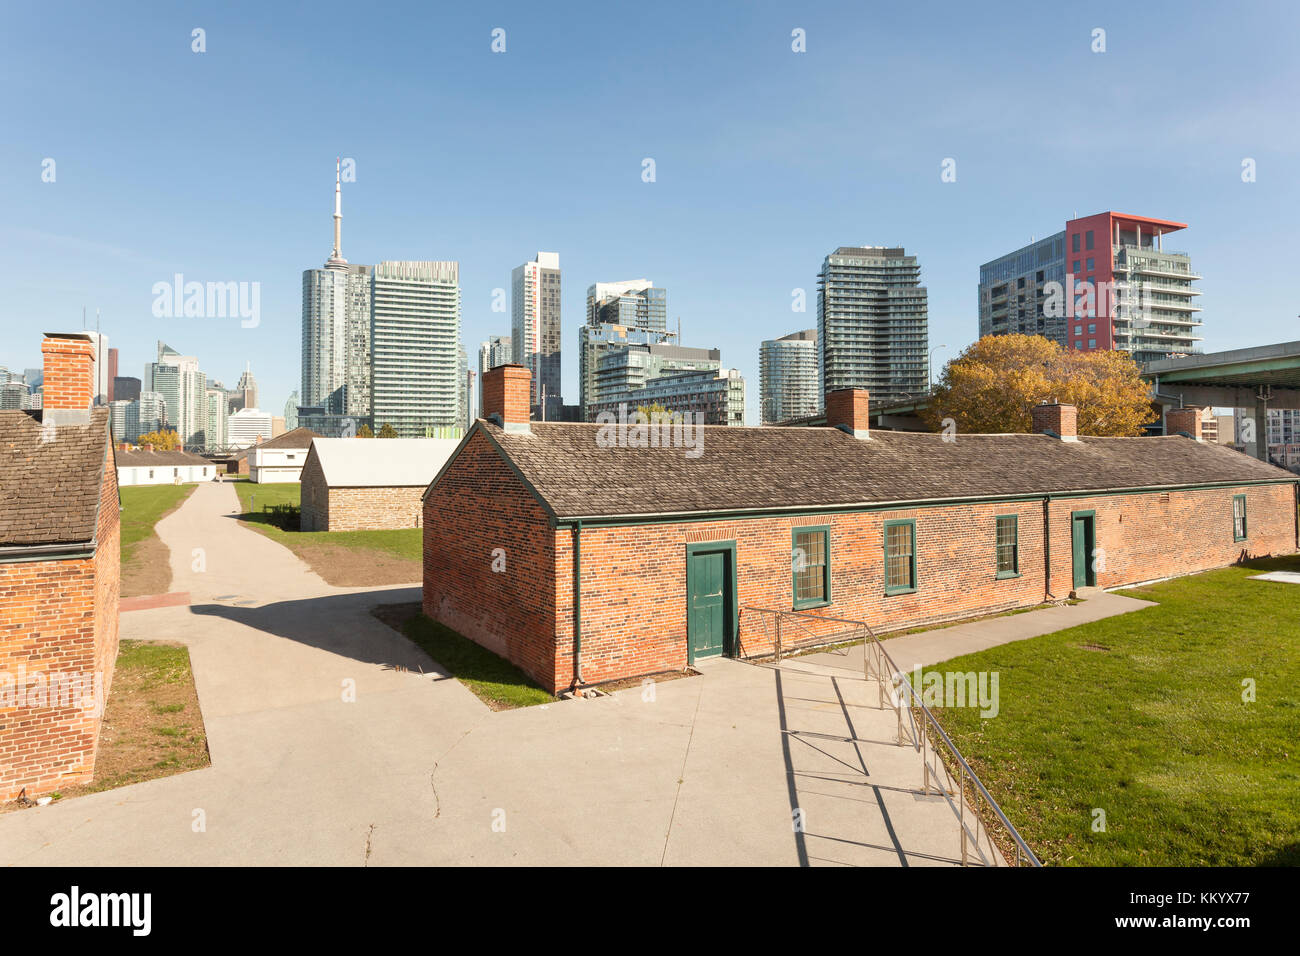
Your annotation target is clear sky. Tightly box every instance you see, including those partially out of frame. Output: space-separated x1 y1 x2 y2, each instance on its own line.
3 0 1298 424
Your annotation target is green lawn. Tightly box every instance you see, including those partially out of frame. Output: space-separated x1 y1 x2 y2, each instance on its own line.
118 484 197 564
925 554 1300 866
373 604 554 709
231 480 421 562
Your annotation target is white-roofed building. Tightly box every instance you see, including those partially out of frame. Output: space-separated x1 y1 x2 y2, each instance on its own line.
299 437 461 531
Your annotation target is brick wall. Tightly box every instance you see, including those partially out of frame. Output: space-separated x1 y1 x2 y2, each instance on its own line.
326 486 425 531
300 455 328 531
0 453 121 801
423 430 557 688
424 429 1297 692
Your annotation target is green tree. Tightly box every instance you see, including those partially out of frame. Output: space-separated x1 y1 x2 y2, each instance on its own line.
377 423 399 439
355 423 374 438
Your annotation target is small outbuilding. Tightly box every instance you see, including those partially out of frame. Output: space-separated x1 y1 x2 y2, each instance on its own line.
248 426 322 483
116 448 214 486
0 333 121 801
300 437 461 531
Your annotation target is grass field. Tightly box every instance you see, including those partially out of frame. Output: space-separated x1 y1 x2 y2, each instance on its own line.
926 554 1300 867
372 603 553 709
231 480 422 583
118 483 198 596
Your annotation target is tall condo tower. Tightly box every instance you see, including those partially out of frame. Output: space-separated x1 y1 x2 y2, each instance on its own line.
511 252 562 419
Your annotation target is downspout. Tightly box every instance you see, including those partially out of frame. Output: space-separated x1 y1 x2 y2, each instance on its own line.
572 519 584 691
1294 482 1299 552
1043 494 1055 601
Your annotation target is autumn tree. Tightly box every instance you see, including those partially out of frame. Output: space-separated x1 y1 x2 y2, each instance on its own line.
136 429 181 450
355 423 374 438
377 423 399 439
636 402 677 423
921 334 1153 436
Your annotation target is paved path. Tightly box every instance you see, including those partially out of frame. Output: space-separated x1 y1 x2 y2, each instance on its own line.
786 591 1156 679
0 483 1153 866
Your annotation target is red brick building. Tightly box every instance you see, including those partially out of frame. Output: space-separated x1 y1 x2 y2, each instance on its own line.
423 365 1300 695
1 333 121 801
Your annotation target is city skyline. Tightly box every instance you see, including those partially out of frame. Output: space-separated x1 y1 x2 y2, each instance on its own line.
5 3 1300 425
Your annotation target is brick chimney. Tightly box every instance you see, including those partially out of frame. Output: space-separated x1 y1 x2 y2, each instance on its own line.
1166 406 1204 441
482 364 532 433
1031 402 1078 441
825 388 871 439
40 331 96 426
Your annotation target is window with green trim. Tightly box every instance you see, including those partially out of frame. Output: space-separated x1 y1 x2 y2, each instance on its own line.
884 520 916 594
995 515 1019 577
792 527 830 608
1233 494 1247 541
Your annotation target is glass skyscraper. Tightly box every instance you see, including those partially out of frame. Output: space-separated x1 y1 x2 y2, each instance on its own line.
759 329 820 424
817 246 928 404
369 260 462 438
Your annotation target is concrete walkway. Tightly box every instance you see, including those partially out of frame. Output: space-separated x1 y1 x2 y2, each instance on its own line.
0 483 1152 866
785 591 1156 679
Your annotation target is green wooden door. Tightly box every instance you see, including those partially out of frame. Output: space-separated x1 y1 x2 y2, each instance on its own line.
1071 515 1090 589
689 550 727 659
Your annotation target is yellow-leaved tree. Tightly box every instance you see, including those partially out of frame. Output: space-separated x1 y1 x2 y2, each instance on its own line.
921 334 1154 436
136 429 182 450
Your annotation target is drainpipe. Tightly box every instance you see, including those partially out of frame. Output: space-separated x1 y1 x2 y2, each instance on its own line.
1043 495 1055 601
1294 483 1299 552
572 519 584 691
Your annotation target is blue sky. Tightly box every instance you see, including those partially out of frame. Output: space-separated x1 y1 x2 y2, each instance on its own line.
3 0 1298 424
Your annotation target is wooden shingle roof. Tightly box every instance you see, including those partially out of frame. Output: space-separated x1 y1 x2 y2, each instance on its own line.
117 448 211 467
480 421 1298 520
0 408 113 547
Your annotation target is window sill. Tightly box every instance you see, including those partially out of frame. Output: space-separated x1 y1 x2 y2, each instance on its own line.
884 587 917 597
995 571 1021 580
793 600 831 611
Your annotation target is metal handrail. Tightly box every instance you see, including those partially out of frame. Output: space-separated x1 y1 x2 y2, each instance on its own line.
740 606 1042 867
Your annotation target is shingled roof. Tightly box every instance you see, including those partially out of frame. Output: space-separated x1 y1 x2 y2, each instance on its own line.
231 426 322 461
117 448 211 467
473 421 1298 520
0 408 114 548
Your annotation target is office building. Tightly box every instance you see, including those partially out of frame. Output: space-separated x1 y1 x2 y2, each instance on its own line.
205 388 229 450
511 252 562 418
978 212 1203 362
588 342 744 425
370 260 461 438
107 348 118 403
585 280 667 331
113 376 141 403
477 335 512 416
301 161 373 419
817 247 929 404
228 408 274 449
577 280 671 418
578 324 677 420
144 341 206 448
759 329 820 424
109 399 139 443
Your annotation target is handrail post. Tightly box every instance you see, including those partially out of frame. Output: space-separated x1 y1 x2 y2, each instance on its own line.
960 768 968 866
775 613 782 661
